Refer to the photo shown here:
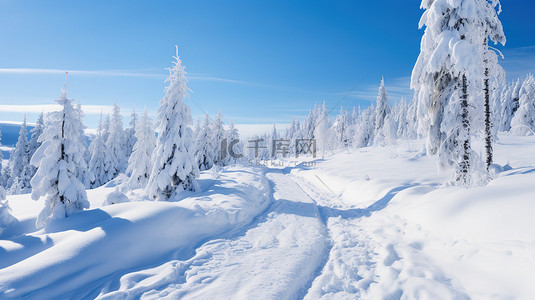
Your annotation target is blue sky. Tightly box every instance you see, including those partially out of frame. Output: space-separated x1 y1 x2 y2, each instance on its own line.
0 0 534 132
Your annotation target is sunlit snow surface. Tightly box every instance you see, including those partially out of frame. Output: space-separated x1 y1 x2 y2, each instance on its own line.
2 135 535 299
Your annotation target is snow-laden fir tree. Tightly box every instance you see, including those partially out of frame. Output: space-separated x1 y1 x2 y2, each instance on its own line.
102 114 111 143
104 103 127 181
211 112 226 165
285 118 302 157
75 103 91 167
74 103 93 187
29 113 45 159
30 79 91 227
382 114 398 145
374 78 391 141
226 119 242 164
353 106 375 148
405 96 419 139
194 113 215 171
89 113 108 188
126 108 156 189
314 102 332 158
124 107 138 164
0 186 16 231
270 123 278 158
27 112 45 181
411 0 503 186
9 116 32 194
333 107 349 148
396 97 409 139
510 74 535 135
146 47 199 201
499 79 522 132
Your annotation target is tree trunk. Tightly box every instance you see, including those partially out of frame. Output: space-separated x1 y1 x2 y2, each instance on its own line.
484 38 493 170
459 74 471 186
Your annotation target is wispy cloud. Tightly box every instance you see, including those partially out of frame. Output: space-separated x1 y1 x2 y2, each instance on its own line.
0 67 269 87
0 104 114 115
0 68 166 78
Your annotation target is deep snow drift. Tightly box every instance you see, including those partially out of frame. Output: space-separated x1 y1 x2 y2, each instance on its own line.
1 135 535 299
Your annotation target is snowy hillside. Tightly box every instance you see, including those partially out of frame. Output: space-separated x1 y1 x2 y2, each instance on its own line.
1 135 535 299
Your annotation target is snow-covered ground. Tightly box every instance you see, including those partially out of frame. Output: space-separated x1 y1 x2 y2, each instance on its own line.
2 135 535 299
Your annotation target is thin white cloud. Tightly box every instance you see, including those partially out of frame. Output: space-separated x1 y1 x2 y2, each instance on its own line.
0 68 166 78
0 104 114 115
0 68 267 87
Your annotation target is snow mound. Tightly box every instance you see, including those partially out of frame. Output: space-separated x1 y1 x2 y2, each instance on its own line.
0 166 271 299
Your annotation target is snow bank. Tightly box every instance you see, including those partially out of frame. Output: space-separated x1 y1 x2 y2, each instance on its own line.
0 166 271 299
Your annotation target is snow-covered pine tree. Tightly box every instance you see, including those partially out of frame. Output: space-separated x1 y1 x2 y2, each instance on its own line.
353 106 375 148
333 107 348 148
28 113 45 161
0 186 16 231
510 74 535 135
75 103 91 166
89 113 108 188
411 0 496 186
383 114 398 145
74 103 93 187
194 114 215 171
314 102 332 158
396 97 409 139
27 112 45 182
9 116 32 195
102 114 111 143
500 79 522 132
30 78 91 227
104 103 127 181
146 47 199 201
124 107 138 163
226 119 242 164
126 107 156 189
374 78 391 140
211 112 226 165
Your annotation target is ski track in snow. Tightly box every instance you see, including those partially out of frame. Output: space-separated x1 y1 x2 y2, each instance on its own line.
290 173 470 299
98 169 330 300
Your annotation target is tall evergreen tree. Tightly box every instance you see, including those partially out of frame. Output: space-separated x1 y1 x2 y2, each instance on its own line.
314 102 332 158
510 74 535 135
104 103 127 181
126 108 156 188
30 77 90 227
0 186 16 231
374 78 391 139
74 103 93 187
211 112 226 165
226 119 242 164
411 0 498 186
9 116 32 194
124 107 138 161
89 113 108 188
146 47 199 201
194 113 215 171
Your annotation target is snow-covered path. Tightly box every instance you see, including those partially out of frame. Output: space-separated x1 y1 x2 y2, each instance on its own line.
99 168 470 299
99 170 330 299
290 174 470 299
